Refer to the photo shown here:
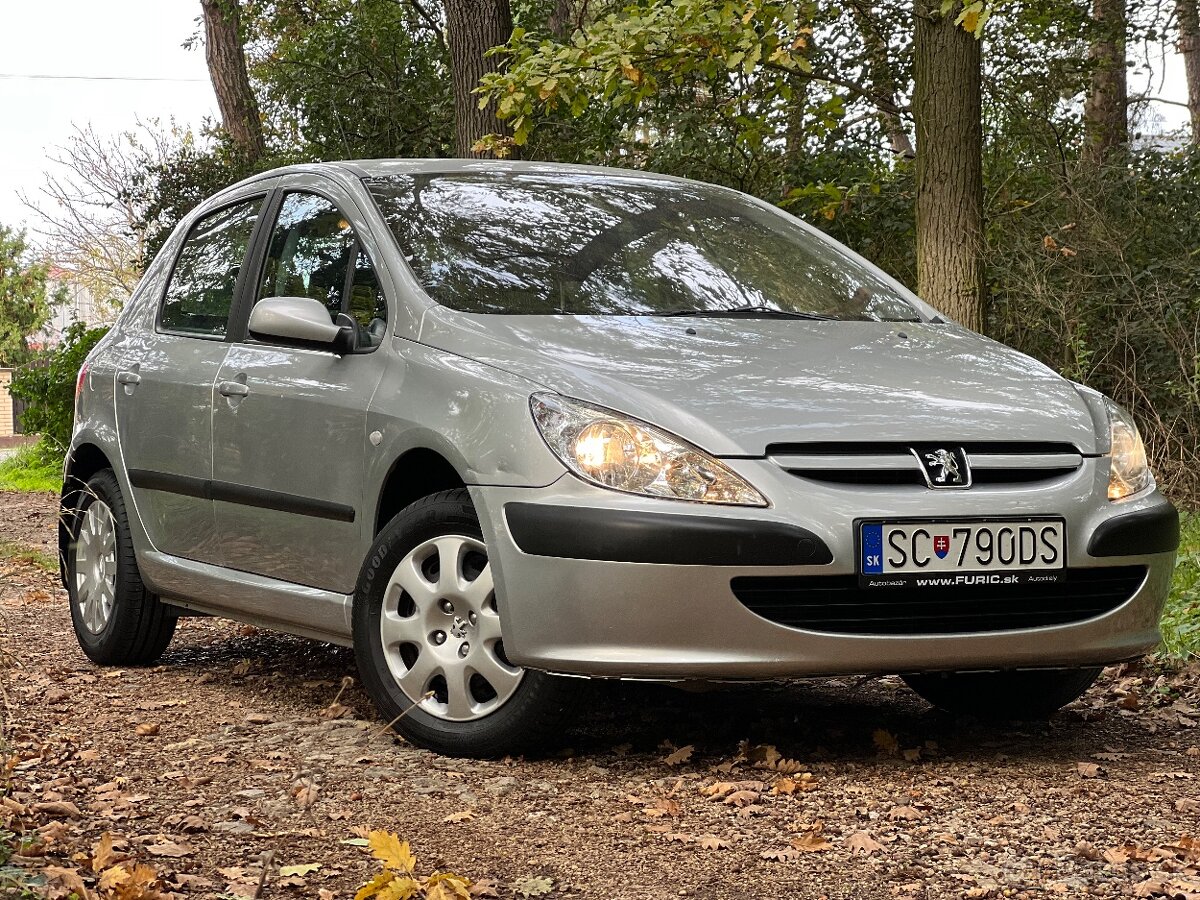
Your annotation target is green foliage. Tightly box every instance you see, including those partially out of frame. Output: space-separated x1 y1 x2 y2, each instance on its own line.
8 322 109 457
0 443 62 494
986 148 1200 500
243 0 453 161
1159 513 1200 660
477 0 818 154
0 226 57 367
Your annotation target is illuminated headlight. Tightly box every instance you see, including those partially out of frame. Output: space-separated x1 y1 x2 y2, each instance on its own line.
530 393 767 506
1105 398 1154 501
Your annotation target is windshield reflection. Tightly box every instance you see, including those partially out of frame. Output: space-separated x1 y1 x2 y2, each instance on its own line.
365 173 920 322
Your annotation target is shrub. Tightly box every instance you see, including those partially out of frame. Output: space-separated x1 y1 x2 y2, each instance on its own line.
8 322 109 457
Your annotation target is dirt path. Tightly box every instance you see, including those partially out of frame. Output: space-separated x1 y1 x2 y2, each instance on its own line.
4 491 1200 899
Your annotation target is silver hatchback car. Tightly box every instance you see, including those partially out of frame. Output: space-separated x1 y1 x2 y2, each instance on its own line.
62 160 1179 756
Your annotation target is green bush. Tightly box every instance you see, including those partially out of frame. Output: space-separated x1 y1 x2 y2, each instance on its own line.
0 443 62 493
1160 513 1200 660
8 322 109 456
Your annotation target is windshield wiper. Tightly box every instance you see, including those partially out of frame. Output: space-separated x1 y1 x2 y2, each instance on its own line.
649 305 838 321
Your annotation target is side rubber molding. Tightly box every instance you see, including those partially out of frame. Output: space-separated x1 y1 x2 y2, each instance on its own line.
1088 496 1179 557
505 502 833 566
127 468 356 523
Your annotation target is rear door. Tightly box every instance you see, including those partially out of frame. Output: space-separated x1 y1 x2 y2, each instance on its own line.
211 175 391 592
113 192 269 564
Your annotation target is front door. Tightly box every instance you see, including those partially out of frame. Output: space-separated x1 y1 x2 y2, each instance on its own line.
114 195 266 564
212 183 390 592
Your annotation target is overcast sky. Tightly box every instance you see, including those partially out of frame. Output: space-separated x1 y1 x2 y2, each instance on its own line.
0 1 217 230
0 2 1189 243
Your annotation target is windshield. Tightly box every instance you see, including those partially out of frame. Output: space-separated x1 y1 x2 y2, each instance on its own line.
365 172 922 322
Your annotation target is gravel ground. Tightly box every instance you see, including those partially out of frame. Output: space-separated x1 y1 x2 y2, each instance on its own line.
4 491 1200 900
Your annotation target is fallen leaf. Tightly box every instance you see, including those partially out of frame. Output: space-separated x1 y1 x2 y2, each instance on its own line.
760 847 801 861
470 879 500 897
443 811 476 824
147 840 193 858
644 798 682 818
663 832 693 844
369 831 416 873
1077 762 1103 778
280 863 321 876
872 729 900 755
510 875 554 897
292 779 319 809
722 790 760 808
135 723 160 737
847 831 885 856
663 745 694 766
888 805 923 821
32 800 82 819
791 828 832 853
699 835 730 850
91 832 122 870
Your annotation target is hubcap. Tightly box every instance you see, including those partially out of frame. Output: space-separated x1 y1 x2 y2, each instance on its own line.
74 500 117 634
379 534 523 722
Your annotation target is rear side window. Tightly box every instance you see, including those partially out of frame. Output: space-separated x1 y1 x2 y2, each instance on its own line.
160 198 262 338
256 191 388 349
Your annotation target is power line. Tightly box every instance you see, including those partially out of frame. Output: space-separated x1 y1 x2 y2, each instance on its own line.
0 73 206 83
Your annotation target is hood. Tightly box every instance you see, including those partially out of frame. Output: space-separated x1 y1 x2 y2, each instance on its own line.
418 310 1100 456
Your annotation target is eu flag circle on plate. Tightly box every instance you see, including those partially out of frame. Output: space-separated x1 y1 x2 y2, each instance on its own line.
934 535 951 559
861 524 884 573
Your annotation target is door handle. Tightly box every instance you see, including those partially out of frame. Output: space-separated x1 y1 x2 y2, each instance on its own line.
217 380 249 398
116 371 141 386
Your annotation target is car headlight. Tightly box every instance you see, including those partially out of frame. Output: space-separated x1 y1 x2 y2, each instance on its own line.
1104 398 1154 500
530 393 767 506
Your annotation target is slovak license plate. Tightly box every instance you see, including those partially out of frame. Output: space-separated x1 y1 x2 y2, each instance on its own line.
858 518 1066 587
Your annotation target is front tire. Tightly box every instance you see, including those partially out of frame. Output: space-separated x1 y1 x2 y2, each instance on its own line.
902 667 1102 718
67 469 176 665
353 489 574 757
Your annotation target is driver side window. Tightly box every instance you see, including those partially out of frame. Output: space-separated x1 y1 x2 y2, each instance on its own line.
257 191 388 349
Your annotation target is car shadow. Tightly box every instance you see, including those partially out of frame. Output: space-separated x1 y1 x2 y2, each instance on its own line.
161 619 1156 770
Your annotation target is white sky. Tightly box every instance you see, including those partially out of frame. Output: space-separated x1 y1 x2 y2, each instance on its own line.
0 1 1189 241
0 1 217 230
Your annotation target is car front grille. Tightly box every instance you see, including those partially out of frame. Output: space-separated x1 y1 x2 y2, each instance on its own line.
767 441 1084 488
730 566 1146 636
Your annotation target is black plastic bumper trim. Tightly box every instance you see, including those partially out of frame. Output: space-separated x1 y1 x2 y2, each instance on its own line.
1088 496 1180 557
127 468 356 523
504 502 833 566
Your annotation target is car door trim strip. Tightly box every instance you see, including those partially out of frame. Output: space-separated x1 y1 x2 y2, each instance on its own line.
127 468 356 523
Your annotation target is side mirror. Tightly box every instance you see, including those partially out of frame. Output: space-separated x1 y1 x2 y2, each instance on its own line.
248 297 344 349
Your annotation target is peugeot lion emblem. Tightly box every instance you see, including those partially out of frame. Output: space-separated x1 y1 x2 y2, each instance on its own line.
911 446 972 489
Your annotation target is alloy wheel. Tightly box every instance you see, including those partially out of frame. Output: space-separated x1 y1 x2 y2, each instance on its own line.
74 500 118 634
379 534 523 722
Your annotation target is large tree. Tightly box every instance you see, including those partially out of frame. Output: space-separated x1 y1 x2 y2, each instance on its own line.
1082 0 1128 161
1179 0 1200 142
200 0 266 161
0 227 56 367
913 0 984 330
445 0 514 156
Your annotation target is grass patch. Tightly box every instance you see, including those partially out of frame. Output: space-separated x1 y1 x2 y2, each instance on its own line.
0 444 60 494
1159 511 1200 660
0 542 57 574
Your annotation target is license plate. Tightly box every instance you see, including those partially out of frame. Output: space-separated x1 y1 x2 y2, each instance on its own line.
858 518 1066 587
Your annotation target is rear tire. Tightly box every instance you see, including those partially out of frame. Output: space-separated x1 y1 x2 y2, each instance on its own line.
67 469 176 665
902 667 1102 718
353 489 575 758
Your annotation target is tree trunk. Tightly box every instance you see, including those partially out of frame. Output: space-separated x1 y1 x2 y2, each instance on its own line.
1082 0 1128 162
548 0 576 39
200 0 265 162
913 0 984 331
848 0 915 158
1179 0 1200 142
445 0 514 157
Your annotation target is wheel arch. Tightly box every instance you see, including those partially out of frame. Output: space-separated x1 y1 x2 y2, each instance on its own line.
59 442 114 588
374 447 467 536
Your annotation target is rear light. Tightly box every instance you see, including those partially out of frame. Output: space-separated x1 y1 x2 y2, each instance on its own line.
75 363 90 400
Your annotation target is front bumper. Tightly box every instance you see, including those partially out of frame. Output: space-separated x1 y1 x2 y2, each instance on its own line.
471 458 1177 680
